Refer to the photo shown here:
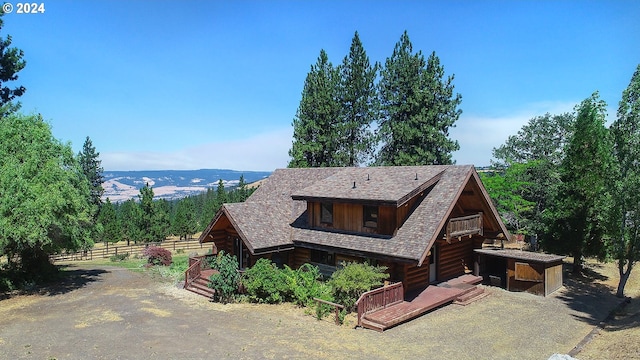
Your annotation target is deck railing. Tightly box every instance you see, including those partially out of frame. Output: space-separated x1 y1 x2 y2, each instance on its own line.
184 253 217 289
446 213 483 243
355 282 404 327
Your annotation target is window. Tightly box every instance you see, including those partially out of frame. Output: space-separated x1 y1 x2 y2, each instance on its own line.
321 202 333 224
363 205 378 228
310 249 334 265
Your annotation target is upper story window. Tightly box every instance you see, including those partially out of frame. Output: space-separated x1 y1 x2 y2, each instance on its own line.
321 202 333 224
363 205 378 228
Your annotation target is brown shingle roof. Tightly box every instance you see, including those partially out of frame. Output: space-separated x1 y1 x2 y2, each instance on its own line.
291 166 447 206
292 165 477 264
201 165 509 265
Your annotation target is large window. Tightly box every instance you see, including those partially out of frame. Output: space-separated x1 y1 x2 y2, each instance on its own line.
321 202 333 224
363 205 378 228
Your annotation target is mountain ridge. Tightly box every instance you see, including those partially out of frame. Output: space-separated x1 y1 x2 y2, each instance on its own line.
102 169 272 202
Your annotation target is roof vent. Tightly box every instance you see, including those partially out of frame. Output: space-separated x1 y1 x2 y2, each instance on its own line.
415 172 418 180
367 174 370 181
352 181 356 189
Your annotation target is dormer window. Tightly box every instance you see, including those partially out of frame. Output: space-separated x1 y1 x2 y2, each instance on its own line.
364 205 378 228
321 202 333 224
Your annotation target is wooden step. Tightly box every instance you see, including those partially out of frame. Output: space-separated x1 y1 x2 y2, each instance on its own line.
185 277 215 299
359 317 386 332
454 287 488 306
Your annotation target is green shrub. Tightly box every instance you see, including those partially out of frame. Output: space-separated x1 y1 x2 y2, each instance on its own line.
109 252 130 262
242 258 289 303
208 251 240 303
329 262 389 312
286 263 331 307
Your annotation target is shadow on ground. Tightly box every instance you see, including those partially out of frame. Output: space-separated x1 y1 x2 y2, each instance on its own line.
0 265 107 300
555 262 624 327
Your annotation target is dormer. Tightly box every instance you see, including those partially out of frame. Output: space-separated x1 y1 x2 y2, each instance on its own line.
291 166 447 236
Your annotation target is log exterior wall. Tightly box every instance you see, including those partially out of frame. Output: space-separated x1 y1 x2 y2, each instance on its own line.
436 237 484 281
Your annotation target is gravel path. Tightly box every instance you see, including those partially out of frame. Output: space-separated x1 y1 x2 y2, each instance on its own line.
0 263 622 360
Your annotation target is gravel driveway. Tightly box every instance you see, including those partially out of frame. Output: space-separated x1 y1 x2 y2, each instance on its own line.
0 263 622 360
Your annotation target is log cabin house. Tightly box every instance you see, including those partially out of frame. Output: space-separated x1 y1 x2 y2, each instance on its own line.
198 165 511 293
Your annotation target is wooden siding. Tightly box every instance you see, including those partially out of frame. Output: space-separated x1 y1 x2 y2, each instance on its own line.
293 247 311 269
545 263 563 296
309 201 396 236
506 259 563 296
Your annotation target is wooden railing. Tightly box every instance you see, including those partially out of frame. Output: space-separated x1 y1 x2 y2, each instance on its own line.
446 213 483 243
184 254 217 289
185 257 203 289
355 282 404 327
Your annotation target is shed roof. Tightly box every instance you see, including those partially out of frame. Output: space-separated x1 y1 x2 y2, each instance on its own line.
474 249 565 264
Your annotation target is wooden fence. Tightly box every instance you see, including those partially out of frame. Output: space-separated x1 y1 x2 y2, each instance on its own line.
50 239 214 262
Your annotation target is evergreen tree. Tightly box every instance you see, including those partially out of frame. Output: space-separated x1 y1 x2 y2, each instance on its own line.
138 183 155 242
119 199 141 245
96 198 120 243
544 92 614 274
336 31 379 166
152 199 171 241
288 49 341 167
77 136 104 219
610 64 640 297
215 179 227 209
0 14 26 108
173 197 197 240
376 31 461 166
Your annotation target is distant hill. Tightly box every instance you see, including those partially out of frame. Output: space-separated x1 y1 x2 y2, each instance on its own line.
102 169 271 202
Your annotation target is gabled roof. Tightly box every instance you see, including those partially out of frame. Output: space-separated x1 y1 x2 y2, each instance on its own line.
200 165 510 265
291 166 446 206
199 168 340 253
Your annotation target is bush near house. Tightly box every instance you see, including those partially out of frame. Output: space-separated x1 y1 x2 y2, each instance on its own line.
208 251 240 303
329 262 389 312
142 246 172 266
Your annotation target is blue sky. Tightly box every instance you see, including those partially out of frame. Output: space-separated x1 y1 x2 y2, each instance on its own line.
4 1 639 171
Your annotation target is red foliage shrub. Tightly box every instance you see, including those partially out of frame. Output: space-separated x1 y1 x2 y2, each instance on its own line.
142 246 172 266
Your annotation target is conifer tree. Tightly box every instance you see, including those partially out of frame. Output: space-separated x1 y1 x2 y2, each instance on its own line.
138 183 155 242
78 136 104 219
336 31 378 166
96 198 120 243
0 14 26 107
119 198 141 245
288 49 341 167
377 31 461 166
173 197 197 240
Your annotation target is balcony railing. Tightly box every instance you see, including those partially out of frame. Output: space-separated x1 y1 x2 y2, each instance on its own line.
446 213 483 243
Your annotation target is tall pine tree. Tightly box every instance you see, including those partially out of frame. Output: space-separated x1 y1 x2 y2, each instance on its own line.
288 49 341 167
336 31 378 166
78 136 104 220
376 31 461 166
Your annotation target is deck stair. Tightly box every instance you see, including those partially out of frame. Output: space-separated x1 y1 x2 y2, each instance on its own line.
185 268 217 299
357 274 488 332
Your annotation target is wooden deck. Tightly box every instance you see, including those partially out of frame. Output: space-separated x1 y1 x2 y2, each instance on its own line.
184 269 218 298
360 274 486 331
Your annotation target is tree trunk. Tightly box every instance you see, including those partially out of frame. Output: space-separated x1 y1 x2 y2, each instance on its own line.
572 249 583 275
617 259 633 298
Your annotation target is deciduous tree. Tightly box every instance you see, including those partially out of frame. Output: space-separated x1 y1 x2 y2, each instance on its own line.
543 93 614 274
610 64 640 297
0 113 92 273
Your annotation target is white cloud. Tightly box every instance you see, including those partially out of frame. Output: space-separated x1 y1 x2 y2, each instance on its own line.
102 127 293 171
450 101 578 166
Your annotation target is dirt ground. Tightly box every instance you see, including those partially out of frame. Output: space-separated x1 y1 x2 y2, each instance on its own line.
0 260 636 360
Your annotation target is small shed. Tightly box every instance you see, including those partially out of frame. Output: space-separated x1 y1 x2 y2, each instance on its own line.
474 249 565 296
